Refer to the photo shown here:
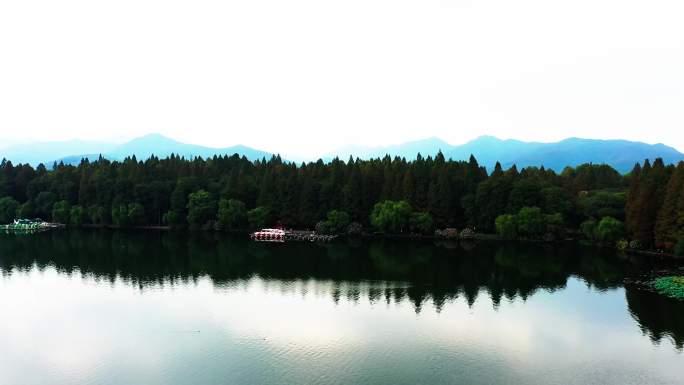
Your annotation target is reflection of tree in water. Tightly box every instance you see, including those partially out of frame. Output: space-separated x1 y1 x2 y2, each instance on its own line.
625 284 684 350
0 230 681 344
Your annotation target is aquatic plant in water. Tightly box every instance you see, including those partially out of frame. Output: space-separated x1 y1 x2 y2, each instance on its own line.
653 276 684 300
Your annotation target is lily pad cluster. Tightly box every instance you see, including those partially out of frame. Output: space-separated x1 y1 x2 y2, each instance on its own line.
653 276 684 300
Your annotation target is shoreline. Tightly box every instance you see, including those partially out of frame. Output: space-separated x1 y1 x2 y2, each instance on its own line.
50 225 684 260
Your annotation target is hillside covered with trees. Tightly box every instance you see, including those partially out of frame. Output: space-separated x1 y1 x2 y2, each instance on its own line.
0 153 683 254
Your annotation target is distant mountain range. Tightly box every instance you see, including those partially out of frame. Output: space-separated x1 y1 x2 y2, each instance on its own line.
326 136 684 173
0 133 273 166
1 133 683 174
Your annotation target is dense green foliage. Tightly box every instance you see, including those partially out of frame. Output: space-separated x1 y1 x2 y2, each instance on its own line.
127 203 145 225
70 205 86 226
370 200 412 233
627 160 684 249
186 190 217 227
653 276 684 300
162 210 180 227
495 214 517 239
218 198 247 230
581 219 598 241
515 207 546 237
0 154 682 249
247 206 270 230
51 200 71 224
88 205 108 225
0 196 19 223
316 210 352 235
580 216 626 244
578 191 626 221
409 211 434 235
596 216 626 243
495 208 566 239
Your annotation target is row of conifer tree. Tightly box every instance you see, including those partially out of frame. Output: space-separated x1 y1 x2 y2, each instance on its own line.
0 153 682 252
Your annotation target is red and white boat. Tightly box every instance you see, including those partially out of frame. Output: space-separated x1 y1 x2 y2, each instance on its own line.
250 228 337 242
250 228 286 242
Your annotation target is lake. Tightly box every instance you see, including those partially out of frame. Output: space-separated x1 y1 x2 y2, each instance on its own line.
1 230 683 385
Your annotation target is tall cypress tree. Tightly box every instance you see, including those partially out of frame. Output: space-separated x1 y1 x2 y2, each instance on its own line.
401 169 415 207
626 161 644 237
631 159 670 247
655 162 684 248
343 164 364 221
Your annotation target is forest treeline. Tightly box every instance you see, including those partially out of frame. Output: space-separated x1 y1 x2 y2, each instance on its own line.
0 153 683 253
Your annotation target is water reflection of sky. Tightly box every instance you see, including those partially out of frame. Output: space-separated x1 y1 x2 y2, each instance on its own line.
1 267 682 385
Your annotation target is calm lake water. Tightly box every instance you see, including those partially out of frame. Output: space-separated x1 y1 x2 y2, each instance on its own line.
1 231 683 385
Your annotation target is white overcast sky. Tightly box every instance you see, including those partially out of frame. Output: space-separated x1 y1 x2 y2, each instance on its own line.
1 0 683 156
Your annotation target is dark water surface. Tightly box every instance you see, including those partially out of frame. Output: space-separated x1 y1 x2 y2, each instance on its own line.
1 230 683 385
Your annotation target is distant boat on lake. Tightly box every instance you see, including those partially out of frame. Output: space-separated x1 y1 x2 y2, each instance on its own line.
250 228 337 242
0 219 63 234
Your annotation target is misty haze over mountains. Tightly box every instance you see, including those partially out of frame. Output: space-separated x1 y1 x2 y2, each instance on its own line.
1 133 683 174
0 134 272 167
325 136 684 173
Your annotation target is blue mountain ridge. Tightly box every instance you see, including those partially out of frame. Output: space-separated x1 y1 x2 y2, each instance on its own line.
2 133 683 174
325 135 684 173
0 133 274 166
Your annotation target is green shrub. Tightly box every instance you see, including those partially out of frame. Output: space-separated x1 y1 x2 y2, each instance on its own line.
325 210 351 234
111 204 129 226
516 207 546 237
52 200 71 224
315 210 352 235
596 216 625 243
629 240 643 250
545 213 565 236
370 200 411 233
581 219 597 241
127 203 145 225
218 199 247 230
16 201 35 220
187 190 216 226
162 210 181 227
410 212 434 235
70 206 86 226
88 205 108 225
495 214 517 239
247 206 271 229
0 197 19 223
